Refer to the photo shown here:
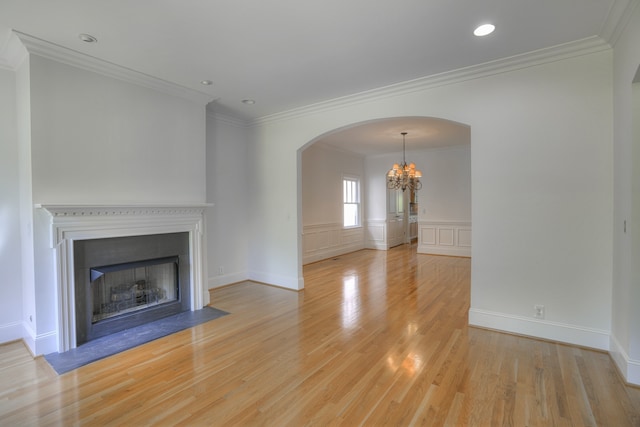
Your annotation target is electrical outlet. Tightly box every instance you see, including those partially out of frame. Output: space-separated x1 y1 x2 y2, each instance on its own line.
218 266 224 275
534 304 545 319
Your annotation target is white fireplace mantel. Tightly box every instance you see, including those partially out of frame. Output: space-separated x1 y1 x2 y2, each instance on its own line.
37 203 212 352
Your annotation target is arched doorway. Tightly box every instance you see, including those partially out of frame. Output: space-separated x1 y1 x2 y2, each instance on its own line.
298 116 471 272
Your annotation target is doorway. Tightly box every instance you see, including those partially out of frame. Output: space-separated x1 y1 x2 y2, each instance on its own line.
299 116 471 266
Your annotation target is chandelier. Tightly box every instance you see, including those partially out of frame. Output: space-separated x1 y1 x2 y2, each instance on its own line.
387 132 422 192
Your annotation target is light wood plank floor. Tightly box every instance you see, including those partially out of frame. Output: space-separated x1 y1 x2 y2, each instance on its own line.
1 245 639 426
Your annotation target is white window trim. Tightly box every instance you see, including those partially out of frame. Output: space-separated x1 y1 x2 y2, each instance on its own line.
343 175 362 229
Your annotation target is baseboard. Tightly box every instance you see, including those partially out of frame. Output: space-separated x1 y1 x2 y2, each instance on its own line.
418 246 471 257
468 308 610 351
610 334 640 386
22 323 58 356
208 271 248 289
366 242 388 250
248 270 303 291
0 320 23 344
303 243 364 265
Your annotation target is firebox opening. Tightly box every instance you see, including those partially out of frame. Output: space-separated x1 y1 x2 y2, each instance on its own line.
90 256 180 323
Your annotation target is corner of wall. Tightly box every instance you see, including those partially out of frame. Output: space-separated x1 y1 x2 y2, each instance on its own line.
0 29 28 70
208 270 249 289
610 334 640 386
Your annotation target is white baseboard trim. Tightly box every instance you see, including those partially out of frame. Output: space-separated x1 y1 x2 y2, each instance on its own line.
0 320 23 344
418 246 471 257
22 323 58 356
366 242 388 250
208 271 248 289
610 335 640 386
303 242 364 264
248 270 303 291
468 308 610 351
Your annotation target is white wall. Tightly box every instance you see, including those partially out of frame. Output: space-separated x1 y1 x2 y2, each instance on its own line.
250 48 614 352
17 52 209 355
206 113 250 288
29 55 206 204
611 1 640 385
417 146 471 222
415 145 471 256
303 144 365 225
364 145 471 221
0 67 23 343
301 143 365 263
16 54 37 352
246 123 304 289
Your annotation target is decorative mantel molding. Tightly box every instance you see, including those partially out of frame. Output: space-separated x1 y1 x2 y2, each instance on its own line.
38 203 210 216
37 203 212 352
37 203 211 245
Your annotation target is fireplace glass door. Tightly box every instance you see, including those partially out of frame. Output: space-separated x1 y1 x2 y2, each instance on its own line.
90 256 179 324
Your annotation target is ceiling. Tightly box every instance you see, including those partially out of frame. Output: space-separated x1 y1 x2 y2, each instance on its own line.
0 0 626 153
314 117 470 155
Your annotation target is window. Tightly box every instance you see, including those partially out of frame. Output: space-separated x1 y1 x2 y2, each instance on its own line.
343 177 360 227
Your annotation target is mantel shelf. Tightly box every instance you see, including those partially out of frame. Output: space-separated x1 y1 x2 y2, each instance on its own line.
36 203 213 218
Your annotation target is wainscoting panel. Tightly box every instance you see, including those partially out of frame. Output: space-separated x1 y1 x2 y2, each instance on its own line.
366 220 387 250
303 223 365 264
418 221 471 257
458 229 472 248
438 228 455 246
422 227 436 245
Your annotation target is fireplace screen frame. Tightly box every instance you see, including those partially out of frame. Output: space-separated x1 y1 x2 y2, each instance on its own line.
90 255 180 323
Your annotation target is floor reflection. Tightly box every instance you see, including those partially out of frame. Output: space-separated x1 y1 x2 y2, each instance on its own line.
341 275 359 329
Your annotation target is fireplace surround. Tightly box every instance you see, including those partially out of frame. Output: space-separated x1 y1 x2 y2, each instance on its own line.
39 204 209 352
74 233 190 345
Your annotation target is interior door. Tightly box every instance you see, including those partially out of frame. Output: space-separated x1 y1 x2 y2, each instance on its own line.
387 188 405 248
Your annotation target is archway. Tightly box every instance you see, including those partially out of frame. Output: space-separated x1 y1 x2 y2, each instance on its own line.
298 116 471 277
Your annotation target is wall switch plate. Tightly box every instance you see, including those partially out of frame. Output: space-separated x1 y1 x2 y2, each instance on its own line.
534 304 545 319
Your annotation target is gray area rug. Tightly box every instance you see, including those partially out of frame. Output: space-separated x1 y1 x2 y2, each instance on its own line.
44 306 228 375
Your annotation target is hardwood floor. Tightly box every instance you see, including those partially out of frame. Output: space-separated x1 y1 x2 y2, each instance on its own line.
1 245 639 426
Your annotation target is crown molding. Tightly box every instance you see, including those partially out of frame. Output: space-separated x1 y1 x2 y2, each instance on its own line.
250 36 611 127
206 109 250 128
600 0 639 47
0 29 28 70
15 31 215 106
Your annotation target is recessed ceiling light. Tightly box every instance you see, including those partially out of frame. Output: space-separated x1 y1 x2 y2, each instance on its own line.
78 33 98 43
474 24 495 37
200 80 213 86
242 99 256 105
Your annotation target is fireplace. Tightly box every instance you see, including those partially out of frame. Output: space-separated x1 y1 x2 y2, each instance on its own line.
38 204 209 353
